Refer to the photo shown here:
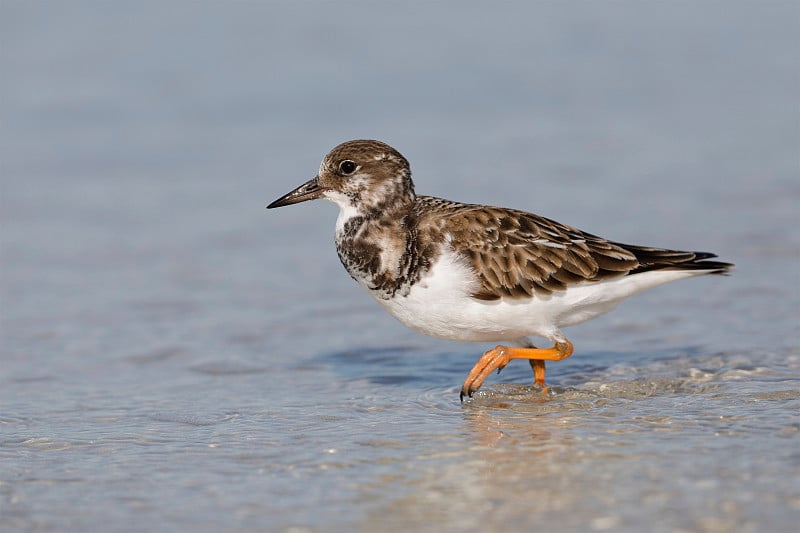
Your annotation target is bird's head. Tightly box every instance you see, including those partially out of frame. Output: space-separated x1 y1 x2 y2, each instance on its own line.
267 140 415 216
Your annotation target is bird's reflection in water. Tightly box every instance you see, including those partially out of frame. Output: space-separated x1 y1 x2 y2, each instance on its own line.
461 385 571 449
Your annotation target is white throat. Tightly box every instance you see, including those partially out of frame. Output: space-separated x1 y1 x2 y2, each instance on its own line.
324 191 362 234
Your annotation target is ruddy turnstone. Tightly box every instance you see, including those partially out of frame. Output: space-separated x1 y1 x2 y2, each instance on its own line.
267 140 733 400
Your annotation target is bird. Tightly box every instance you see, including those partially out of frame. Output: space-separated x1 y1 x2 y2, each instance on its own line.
267 140 733 400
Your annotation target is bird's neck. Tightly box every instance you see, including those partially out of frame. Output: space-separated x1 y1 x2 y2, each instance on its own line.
334 202 421 299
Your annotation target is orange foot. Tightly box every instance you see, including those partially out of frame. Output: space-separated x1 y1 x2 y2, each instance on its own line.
460 340 574 401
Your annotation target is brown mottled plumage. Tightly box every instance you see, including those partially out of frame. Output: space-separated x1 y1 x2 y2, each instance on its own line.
268 140 732 400
411 197 729 301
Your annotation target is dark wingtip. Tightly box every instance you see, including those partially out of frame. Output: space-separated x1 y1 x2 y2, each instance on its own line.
625 246 734 276
684 255 735 275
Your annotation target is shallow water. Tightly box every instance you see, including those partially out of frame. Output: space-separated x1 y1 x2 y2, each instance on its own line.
2 2 799 532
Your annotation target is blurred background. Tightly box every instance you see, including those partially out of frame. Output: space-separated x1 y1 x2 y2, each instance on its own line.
2 2 798 532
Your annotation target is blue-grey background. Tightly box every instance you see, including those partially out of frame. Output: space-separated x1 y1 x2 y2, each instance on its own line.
2 1 798 531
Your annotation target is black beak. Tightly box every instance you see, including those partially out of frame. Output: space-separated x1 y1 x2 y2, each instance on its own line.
267 176 326 209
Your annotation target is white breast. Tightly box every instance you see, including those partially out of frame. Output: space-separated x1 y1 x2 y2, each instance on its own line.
375 248 487 340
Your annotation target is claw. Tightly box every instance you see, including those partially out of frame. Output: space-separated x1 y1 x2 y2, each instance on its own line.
460 346 512 399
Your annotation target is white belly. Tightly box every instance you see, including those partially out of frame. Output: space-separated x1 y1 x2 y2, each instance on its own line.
372 247 708 343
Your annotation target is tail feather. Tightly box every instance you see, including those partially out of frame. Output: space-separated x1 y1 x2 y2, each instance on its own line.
621 245 734 276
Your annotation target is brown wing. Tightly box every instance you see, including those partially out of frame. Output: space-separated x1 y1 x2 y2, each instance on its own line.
415 197 726 301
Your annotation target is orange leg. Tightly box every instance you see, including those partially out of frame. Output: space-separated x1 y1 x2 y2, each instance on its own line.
460 340 574 401
529 359 551 397
529 359 547 386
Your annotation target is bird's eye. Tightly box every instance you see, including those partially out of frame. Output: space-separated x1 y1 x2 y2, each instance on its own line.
339 160 357 175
